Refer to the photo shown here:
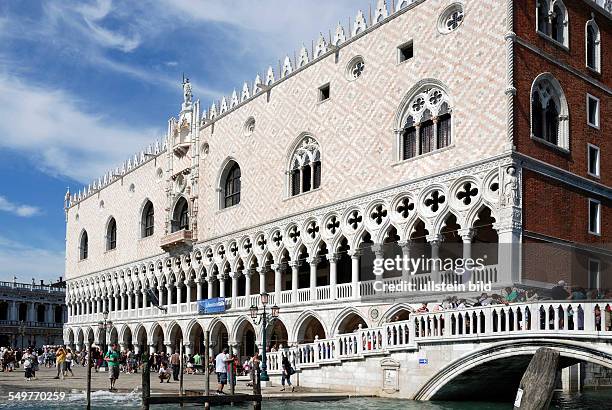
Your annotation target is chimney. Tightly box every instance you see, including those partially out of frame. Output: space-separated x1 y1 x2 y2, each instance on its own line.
59 276 63 283
40 280 44 286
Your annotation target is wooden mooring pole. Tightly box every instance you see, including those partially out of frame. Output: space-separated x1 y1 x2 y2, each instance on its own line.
141 351 150 410
204 330 210 410
86 344 92 410
179 339 184 403
513 347 560 410
252 360 261 410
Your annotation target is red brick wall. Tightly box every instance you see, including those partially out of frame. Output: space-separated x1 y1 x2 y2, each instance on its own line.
513 0 610 185
522 169 610 243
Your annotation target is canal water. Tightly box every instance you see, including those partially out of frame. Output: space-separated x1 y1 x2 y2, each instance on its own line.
0 389 609 409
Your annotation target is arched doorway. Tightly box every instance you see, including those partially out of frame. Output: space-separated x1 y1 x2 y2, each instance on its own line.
109 326 118 345
77 328 84 351
267 319 289 350
188 322 205 355
297 315 326 343
135 326 147 354
151 324 164 353
210 320 229 356
235 319 257 360
169 322 183 354
473 207 498 264
122 326 133 352
337 312 368 334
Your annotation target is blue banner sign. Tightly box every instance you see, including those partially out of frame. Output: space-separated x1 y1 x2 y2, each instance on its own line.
198 298 226 314
418 358 428 365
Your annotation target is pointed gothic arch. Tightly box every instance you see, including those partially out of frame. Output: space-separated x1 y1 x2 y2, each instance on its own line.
287 134 321 197
530 73 569 150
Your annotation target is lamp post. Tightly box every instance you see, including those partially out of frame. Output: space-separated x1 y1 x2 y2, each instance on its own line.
97 310 113 352
249 292 279 382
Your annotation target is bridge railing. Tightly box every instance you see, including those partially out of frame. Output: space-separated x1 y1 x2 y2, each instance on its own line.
263 301 612 375
412 301 612 341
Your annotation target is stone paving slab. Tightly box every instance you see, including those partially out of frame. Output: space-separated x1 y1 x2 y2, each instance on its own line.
0 366 370 401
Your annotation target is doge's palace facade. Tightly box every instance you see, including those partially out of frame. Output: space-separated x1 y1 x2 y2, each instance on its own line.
63 0 529 359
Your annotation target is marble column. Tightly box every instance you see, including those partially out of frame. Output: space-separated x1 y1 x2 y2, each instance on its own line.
307 257 320 301
207 276 214 299
258 267 266 294
176 283 183 305
218 275 226 298
166 284 173 307
244 270 252 303
328 254 338 299
399 241 412 284
185 280 192 304
349 250 360 298
196 279 203 301
273 264 283 303
290 261 299 304
427 234 442 282
231 273 238 307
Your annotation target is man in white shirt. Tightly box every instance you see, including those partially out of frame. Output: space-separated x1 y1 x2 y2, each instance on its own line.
215 348 230 394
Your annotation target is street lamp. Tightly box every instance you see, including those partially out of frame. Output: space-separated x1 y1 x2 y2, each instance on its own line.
249 292 279 382
97 310 113 352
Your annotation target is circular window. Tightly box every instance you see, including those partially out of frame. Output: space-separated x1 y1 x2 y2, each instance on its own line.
244 117 255 137
438 3 464 34
346 56 365 81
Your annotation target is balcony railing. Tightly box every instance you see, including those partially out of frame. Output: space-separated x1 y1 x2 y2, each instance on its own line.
68 265 501 323
0 320 63 328
0 281 65 293
160 229 193 250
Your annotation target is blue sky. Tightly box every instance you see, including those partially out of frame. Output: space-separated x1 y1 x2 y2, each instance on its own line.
0 0 371 283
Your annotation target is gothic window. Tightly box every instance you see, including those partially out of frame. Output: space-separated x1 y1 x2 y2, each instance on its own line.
537 1 550 35
586 19 601 72
397 84 452 161
79 231 88 260
537 1 568 46
288 136 321 196
223 162 241 208
530 74 569 150
142 200 154 238
106 217 117 251
172 197 189 232
551 2 567 44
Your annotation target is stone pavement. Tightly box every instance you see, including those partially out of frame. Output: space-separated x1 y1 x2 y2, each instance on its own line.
0 365 370 401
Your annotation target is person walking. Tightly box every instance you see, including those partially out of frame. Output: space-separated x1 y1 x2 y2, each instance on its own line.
53 346 66 380
65 348 74 377
215 348 230 394
22 350 33 381
170 351 180 381
280 355 295 392
104 343 120 391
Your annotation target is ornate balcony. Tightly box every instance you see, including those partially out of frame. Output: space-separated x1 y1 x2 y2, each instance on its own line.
160 229 193 250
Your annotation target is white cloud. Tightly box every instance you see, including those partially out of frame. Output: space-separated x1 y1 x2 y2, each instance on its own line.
0 196 41 217
45 0 142 53
0 73 160 183
0 236 65 283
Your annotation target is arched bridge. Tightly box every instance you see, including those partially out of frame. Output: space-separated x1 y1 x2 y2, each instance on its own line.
266 301 612 400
